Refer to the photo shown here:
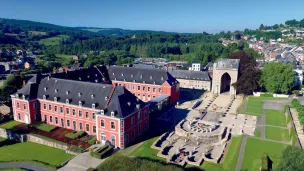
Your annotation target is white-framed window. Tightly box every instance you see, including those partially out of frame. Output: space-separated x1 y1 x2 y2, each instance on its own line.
86 124 90 132
159 88 162 93
43 104 46 110
85 112 89 118
79 110 82 117
111 121 115 130
137 86 140 90
54 106 58 112
72 109 76 116
55 117 58 124
131 116 135 125
48 104 52 111
66 108 70 114
60 107 63 113
17 102 20 109
92 103 95 109
79 122 83 130
93 126 96 133
153 88 156 92
18 113 21 120
50 116 53 123
92 113 96 120
23 104 26 110
67 120 70 127
100 119 105 128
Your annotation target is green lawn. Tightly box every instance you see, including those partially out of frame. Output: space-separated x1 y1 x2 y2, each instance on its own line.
265 109 287 127
29 122 57 132
0 121 22 129
129 136 166 162
38 35 69 46
0 140 73 168
265 126 290 141
56 54 74 65
241 138 288 171
244 97 287 115
254 131 261 137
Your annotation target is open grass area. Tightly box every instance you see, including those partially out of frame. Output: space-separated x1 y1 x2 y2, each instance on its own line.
265 126 290 141
0 121 22 129
29 122 57 132
56 54 74 65
0 139 73 168
129 136 166 162
38 35 69 46
265 109 287 127
29 31 47 35
244 97 287 115
254 131 261 137
241 138 288 171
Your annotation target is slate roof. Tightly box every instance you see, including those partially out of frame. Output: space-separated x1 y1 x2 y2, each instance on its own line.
108 66 178 86
168 70 211 81
213 58 240 69
52 66 109 83
13 77 145 118
132 64 156 69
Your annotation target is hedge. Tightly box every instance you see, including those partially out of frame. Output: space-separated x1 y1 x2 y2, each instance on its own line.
260 93 273 97
86 168 95 171
65 131 85 139
29 122 57 132
88 137 97 145
261 153 269 171
68 145 84 153
90 145 113 159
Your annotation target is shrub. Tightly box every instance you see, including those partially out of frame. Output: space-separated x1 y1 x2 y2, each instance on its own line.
260 93 273 97
65 131 85 139
87 168 95 171
68 145 84 153
88 137 97 145
29 122 57 132
90 145 113 159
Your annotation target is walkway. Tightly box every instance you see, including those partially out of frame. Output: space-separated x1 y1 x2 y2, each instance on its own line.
58 146 104 171
0 162 51 171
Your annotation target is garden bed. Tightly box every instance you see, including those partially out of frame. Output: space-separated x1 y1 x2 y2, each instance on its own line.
28 122 57 132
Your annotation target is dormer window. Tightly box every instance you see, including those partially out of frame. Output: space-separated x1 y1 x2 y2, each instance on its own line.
95 74 98 77
153 82 155 85
92 103 96 109
66 99 69 104
44 87 47 91
95 79 98 83
150 76 153 79
133 80 136 83
143 81 145 84
79 77 82 81
78 93 82 97
127 102 131 106
22 95 25 100
66 91 69 95
54 97 57 102
111 111 115 117
43 95 46 100
112 73 115 75
115 78 117 81
87 75 90 78
140 75 143 78
79 101 82 107
121 73 124 76
16 94 19 98
55 89 58 93
101 110 104 115
161 77 164 80
91 94 95 99
105 96 108 100
124 79 126 81
131 74 133 77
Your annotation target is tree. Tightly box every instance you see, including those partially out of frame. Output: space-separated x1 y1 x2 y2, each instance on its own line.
229 50 260 95
275 146 304 171
259 63 295 94
259 24 265 30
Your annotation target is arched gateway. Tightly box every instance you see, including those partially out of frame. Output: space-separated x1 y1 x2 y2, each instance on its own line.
211 59 239 95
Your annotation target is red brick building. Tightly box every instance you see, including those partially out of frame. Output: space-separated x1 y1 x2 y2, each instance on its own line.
11 74 148 148
108 66 180 104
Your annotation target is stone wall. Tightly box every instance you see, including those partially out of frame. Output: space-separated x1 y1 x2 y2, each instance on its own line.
212 69 238 95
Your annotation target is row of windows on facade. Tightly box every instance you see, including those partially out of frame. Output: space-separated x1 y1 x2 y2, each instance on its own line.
112 73 164 80
134 94 156 101
117 83 162 93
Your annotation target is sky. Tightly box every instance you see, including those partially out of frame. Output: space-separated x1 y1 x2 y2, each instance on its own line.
1 0 304 33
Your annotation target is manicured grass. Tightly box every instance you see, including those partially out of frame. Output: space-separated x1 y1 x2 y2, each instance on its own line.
129 136 165 162
265 126 290 141
96 154 183 171
0 121 22 129
254 131 261 137
38 35 69 46
265 109 287 127
0 140 73 168
29 122 57 132
241 138 288 171
244 97 287 115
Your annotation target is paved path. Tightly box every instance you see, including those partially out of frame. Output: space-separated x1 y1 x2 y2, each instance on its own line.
0 162 52 171
256 125 289 129
241 96 249 113
235 135 248 171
